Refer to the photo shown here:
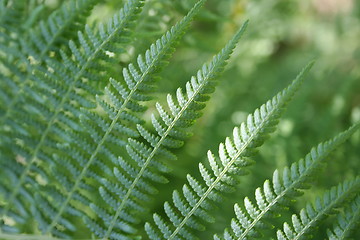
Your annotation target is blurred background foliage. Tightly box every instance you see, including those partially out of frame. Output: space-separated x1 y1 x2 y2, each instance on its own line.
29 0 360 238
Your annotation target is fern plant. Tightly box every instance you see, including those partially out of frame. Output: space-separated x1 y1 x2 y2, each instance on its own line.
0 0 359 239
214 123 359 240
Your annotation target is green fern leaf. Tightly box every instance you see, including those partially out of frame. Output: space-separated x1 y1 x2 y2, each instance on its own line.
87 18 248 240
24 0 99 59
0 0 27 39
145 61 314 240
326 194 360 240
277 177 360 240
214 123 360 240
30 0 207 238
0 0 145 234
0 1 357 239
0 0 30 125
0 0 99 142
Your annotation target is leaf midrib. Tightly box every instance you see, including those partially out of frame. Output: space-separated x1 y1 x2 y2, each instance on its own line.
239 156 322 239
101 2 208 237
42 6 142 232
168 96 284 239
102 50 222 240
293 182 359 240
0 0 91 126
336 205 360 239
45 5 193 235
239 129 356 239
1 3 135 225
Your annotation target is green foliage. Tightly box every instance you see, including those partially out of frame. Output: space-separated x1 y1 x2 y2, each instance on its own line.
145 62 313 240
327 195 360 239
277 177 360 240
215 124 359 240
0 0 359 239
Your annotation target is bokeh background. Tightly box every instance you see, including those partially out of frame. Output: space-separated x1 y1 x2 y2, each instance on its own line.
40 0 360 238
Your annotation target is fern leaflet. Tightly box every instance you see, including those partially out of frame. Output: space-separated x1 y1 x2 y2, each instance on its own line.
214 123 360 240
326 194 360 240
277 177 360 240
32 0 206 237
0 0 27 40
0 0 145 234
86 18 248 240
0 0 99 126
145 61 314 240
0 0 29 124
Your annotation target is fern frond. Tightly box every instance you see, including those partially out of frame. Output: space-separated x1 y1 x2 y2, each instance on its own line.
24 0 99 60
87 18 248 240
214 123 360 240
31 0 207 238
0 0 27 38
326 195 360 240
0 0 145 233
145 62 315 240
0 0 29 122
277 177 360 240
0 0 99 134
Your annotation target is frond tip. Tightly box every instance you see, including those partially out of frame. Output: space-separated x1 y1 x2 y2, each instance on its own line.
146 61 314 240
82 0 211 239
90 10 247 240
